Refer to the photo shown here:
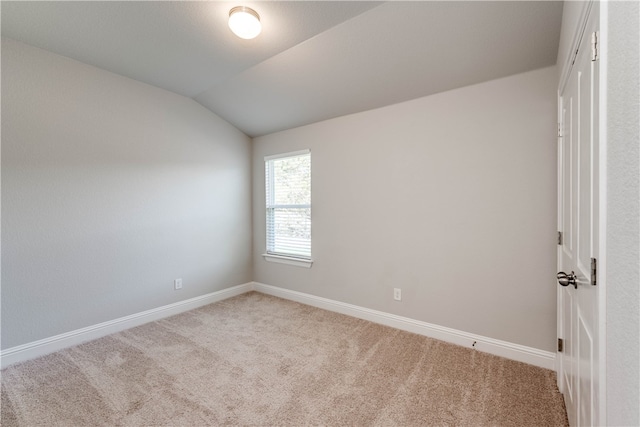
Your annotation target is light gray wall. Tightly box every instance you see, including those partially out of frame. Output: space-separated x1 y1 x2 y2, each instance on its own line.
605 1 640 425
253 67 558 352
1 38 252 349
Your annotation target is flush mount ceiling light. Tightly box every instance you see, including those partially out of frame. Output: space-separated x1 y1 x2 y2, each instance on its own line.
228 6 262 40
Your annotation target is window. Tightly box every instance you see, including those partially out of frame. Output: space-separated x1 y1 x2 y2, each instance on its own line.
264 150 311 266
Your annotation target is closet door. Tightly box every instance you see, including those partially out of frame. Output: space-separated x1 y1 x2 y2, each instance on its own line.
557 3 600 426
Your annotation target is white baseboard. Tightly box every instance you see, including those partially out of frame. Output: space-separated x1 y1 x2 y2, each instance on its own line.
0 283 253 369
252 282 556 370
2 281 556 371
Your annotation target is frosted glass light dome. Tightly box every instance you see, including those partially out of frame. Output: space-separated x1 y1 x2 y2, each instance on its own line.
228 6 261 40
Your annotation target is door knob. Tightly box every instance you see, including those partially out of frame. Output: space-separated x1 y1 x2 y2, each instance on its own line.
557 271 577 289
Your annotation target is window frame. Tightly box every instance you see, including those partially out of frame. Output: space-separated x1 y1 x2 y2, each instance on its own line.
262 149 313 268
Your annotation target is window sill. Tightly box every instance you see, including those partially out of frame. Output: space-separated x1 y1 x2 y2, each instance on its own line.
262 254 313 268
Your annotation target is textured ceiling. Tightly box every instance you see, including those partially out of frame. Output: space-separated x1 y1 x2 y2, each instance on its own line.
1 1 563 137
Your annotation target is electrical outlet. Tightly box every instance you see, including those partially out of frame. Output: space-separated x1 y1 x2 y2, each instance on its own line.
393 288 401 301
174 278 183 290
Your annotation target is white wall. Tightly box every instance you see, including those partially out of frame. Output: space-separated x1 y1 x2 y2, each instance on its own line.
1 39 252 349
253 67 558 352
604 2 640 425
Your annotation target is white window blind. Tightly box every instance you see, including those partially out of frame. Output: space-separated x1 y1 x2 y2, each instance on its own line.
265 150 311 259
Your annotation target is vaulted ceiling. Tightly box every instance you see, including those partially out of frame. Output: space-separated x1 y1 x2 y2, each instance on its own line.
2 1 563 137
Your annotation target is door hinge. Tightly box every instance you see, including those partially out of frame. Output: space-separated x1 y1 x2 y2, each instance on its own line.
591 31 598 61
557 231 563 246
557 123 562 138
558 338 564 352
591 257 597 286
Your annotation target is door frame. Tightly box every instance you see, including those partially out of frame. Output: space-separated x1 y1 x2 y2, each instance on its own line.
556 1 607 425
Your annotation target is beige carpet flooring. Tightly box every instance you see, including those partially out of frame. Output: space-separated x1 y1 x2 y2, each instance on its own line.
1 292 568 426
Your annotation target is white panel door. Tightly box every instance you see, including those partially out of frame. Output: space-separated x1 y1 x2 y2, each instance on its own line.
558 4 600 427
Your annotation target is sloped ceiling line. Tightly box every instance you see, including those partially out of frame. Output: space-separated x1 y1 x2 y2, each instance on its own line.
1 1 563 137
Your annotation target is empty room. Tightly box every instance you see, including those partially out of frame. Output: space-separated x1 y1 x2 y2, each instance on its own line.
1 1 638 426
